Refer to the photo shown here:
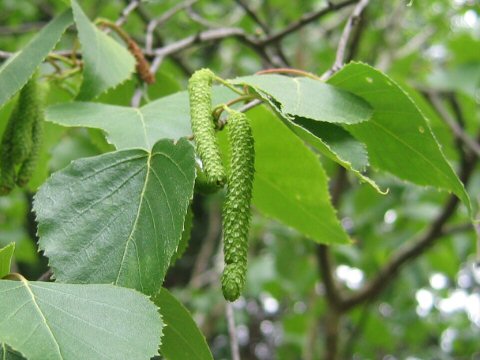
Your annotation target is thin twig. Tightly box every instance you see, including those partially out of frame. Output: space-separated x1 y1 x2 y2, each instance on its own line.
234 0 270 34
261 0 358 45
190 202 222 288
427 93 480 158
151 27 249 57
131 0 192 76
342 302 371 358
226 302 241 360
324 311 341 360
320 0 369 80
340 139 478 311
186 4 220 29
145 0 197 52
37 269 53 282
115 0 141 27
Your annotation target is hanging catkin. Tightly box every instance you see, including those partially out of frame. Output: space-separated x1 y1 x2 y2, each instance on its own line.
221 110 255 302
188 69 226 187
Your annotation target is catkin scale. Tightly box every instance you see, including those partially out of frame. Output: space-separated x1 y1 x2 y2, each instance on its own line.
188 69 226 187
221 111 255 302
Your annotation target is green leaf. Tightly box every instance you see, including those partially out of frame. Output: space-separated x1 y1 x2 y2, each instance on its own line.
0 276 162 360
229 74 373 124
328 62 471 212
0 9 73 109
0 344 25 360
220 107 350 245
45 88 237 150
228 75 383 193
171 205 194 265
72 0 135 100
35 139 195 295
282 117 384 194
0 243 15 278
154 288 213 360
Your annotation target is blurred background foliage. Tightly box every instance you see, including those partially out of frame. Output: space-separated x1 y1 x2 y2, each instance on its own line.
0 0 479 359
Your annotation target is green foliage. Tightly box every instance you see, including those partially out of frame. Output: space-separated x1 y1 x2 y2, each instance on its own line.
35 139 195 295
230 74 383 192
0 277 163 360
0 1 478 358
154 288 213 360
0 344 24 360
329 62 471 214
71 0 135 100
221 110 255 301
230 74 373 124
172 205 194 264
0 9 73 109
224 107 351 245
45 88 236 151
0 243 15 278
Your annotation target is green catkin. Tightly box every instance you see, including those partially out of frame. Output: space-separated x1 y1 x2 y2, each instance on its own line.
0 113 17 195
16 107 43 187
221 110 255 302
11 77 40 164
188 69 226 187
195 165 222 195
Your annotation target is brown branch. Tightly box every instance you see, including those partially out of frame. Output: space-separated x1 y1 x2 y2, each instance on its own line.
226 302 241 360
190 202 222 288
131 1 192 76
340 145 478 312
320 0 369 80
324 311 341 360
316 167 349 359
115 0 141 27
37 269 53 282
261 0 359 45
234 0 290 66
185 3 220 29
234 0 270 34
145 0 197 52
150 27 278 67
316 167 349 310
151 27 249 57
427 92 480 158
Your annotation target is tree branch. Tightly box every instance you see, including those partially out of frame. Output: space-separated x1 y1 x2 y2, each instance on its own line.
324 311 341 360
340 143 478 311
189 202 222 289
427 92 480 158
145 0 197 53
261 0 358 45
115 0 141 27
316 167 349 310
234 0 270 34
226 302 241 360
131 1 192 76
320 0 369 80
